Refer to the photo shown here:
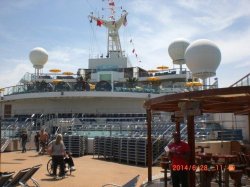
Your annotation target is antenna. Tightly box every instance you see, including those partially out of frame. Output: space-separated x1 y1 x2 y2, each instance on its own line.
88 0 128 57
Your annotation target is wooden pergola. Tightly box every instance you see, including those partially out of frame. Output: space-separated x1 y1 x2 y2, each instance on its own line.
144 86 250 186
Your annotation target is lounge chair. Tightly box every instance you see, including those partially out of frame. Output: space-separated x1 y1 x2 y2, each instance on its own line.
19 164 42 187
0 172 15 186
102 175 140 187
4 168 31 187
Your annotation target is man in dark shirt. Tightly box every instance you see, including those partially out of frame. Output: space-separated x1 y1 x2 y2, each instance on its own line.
20 131 28 153
34 131 40 152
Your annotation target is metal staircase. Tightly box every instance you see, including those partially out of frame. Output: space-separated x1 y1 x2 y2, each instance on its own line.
230 73 250 87
152 124 188 165
1 138 10 152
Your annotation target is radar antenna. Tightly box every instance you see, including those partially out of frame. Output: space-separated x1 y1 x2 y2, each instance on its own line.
89 0 128 57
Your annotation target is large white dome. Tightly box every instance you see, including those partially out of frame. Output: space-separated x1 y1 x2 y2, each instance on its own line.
168 38 190 65
29 47 48 69
185 39 221 79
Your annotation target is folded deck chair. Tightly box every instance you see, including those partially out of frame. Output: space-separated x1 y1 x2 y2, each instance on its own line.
19 164 42 187
0 172 15 186
102 175 140 187
4 168 31 187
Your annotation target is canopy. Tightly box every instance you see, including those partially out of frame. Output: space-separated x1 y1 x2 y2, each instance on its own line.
147 77 160 81
145 86 250 114
52 79 63 84
185 81 203 87
49 69 61 73
147 69 159 73
63 71 74 75
144 86 250 186
157 65 169 70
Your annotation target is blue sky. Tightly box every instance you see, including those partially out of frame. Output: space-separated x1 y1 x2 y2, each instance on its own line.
0 0 250 88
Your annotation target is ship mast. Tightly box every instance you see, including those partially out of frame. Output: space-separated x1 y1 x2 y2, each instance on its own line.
89 0 128 57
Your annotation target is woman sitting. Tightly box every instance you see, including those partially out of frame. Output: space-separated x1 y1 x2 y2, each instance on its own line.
64 151 76 171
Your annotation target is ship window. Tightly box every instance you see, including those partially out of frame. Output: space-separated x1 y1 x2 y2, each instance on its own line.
100 74 111 83
4 104 12 118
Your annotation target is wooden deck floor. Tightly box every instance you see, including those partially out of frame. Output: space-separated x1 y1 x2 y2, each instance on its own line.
0 150 162 187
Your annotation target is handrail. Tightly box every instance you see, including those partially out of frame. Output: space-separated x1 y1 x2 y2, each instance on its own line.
55 126 60 135
1 121 20 152
152 124 187 164
167 125 188 145
152 123 174 144
3 124 16 139
1 138 10 152
230 73 250 87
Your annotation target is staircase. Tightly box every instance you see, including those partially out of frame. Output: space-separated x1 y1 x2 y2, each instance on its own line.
230 73 250 87
152 124 187 165
1 138 10 152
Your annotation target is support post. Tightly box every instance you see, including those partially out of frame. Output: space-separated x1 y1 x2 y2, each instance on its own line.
248 113 250 142
179 101 200 187
187 115 196 187
176 121 180 134
0 118 1 172
147 108 152 182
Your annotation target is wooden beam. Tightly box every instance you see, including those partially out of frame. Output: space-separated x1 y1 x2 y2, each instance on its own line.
145 86 250 108
234 108 250 115
248 113 250 142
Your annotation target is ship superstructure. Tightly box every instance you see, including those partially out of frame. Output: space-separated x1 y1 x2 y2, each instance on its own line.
0 1 195 119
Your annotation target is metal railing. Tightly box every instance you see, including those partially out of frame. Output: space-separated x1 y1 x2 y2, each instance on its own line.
230 73 250 87
152 124 188 164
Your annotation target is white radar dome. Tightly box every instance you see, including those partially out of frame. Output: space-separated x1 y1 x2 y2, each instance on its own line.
168 38 190 65
29 47 48 69
185 39 221 79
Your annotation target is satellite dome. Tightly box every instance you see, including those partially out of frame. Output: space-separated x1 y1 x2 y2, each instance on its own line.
29 47 48 69
168 38 190 65
185 39 221 79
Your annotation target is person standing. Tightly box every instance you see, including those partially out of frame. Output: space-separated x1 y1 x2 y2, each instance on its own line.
166 132 190 187
39 129 49 154
20 131 28 153
48 134 66 178
34 131 40 152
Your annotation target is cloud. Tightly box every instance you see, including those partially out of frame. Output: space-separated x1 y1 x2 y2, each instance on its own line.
48 47 88 62
43 47 89 72
176 0 250 31
0 0 37 15
0 47 89 88
215 28 250 65
0 62 33 88
1 0 250 89
235 60 250 68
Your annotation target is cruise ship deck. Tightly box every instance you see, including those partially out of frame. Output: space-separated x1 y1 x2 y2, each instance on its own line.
1 150 162 187
2 150 250 187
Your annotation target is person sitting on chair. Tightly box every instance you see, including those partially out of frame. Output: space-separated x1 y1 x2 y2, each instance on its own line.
64 151 76 172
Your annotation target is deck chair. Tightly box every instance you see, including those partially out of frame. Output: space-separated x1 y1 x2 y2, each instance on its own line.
102 175 140 187
0 172 15 186
19 164 42 187
4 168 31 187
